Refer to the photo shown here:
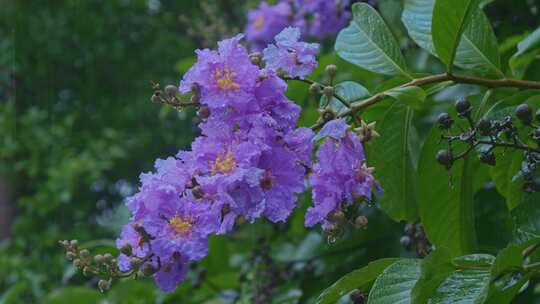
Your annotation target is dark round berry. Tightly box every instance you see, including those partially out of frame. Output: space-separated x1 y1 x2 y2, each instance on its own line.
535 108 540 122
515 104 532 125
350 289 365 304
400 235 412 248
455 98 471 116
436 149 453 169
322 110 335 122
476 118 492 136
479 152 496 166
164 85 178 97
404 223 415 235
438 112 453 130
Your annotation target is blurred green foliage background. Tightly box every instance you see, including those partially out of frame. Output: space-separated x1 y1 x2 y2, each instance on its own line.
2 0 540 303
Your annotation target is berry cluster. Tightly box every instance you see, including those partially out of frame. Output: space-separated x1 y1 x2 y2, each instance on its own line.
62 28 381 293
400 223 431 257
436 98 540 192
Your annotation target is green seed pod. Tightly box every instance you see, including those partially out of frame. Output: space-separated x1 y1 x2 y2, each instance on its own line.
325 64 337 77
309 83 321 94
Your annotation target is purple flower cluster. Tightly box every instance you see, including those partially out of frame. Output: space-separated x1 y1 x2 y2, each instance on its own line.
305 119 380 229
117 33 313 292
245 0 352 50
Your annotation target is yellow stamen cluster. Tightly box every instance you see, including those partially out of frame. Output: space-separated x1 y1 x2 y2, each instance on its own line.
169 215 193 237
214 67 240 90
211 151 237 174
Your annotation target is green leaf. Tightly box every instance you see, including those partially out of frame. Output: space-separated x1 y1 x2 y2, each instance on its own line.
430 268 490 303
432 0 480 69
511 192 540 243
411 248 454 303
316 258 399 304
0 282 28 304
367 259 421 304
369 103 418 221
45 287 104 304
491 243 527 279
418 124 477 256
320 81 370 115
403 0 502 76
510 27 540 78
386 86 426 109
490 150 524 210
335 3 410 77
452 254 495 268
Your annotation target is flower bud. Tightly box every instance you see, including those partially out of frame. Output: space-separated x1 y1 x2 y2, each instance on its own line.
478 152 496 166
103 253 113 263
66 251 76 261
164 85 178 97
94 254 105 264
309 83 321 94
355 215 368 229
192 185 203 199
73 258 83 268
82 266 91 276
130 257 141 269
151 93 161 103
79 249 89 259
436 149 453 169
142 264 157 276
325 64 337 77
120 244 132 256
70 240 79 247
327 210 345 222
515 103 532 125
98 279 111 292
437 112 453 130
249 52 262 66
197 106 210 119
191 83 200 96
400 235 412 248
350 289 365 304
476 118 491 136
323 86 335 98
455 98 471 116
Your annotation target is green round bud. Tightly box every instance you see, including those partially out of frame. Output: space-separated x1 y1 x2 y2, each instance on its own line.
73 258 83 269
323 86 335 97
69 240 79 247
309 83 321 95
94 254 105 264
130 257 141 269
66 251 76 261
164 85 178 97
327 210 345 222
325 64 337 77
79 249 89 259
103 253 113 263
355 216 368 229
98 279 111 292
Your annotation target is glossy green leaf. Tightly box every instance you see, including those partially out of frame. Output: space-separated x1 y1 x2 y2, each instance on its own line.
511 192 540 243
45 287 104 304
432 0 480 68
403 0 502 76
411 248 454 303
490 150 524 210
452 254 495 268
316 258 399 304
367 259 421 304
510 27 540 77
386 86 426 109
369 103 418 221
430 268 490 303
418 125 477 256
320 81 370 115
335 3 410 77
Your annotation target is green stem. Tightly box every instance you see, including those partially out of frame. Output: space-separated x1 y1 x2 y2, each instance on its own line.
284 77 351 108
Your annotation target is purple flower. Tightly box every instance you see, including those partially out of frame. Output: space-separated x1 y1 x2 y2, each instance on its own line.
263 27 319 79
293 0 351 38
179 34 259 110
305 119 379 228
245 1 292 51
154 255 189 292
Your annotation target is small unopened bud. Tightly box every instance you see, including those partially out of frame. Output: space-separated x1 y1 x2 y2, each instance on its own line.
142 264 157 276
327 210 345 222
249 52 262 66
165 85 178 97
130 257 141 269
323 86 335 98
436 149 453 169
59 240 69 247
309 83 321 94
82 266 91 276
197 106 210 119
73 258 83 269
455 98 471 116
478 152 496 166
120 244 132 256
325 64 337 77
103 253 113 263
350 289 365 304
94 254 105 264
151 93 161 103
66 251 76 261
437 113 453 130
476 118 491 136
79 249 89 259
98 279 111 292
70 240 79 247
515 103 532 125
355 216 368 229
